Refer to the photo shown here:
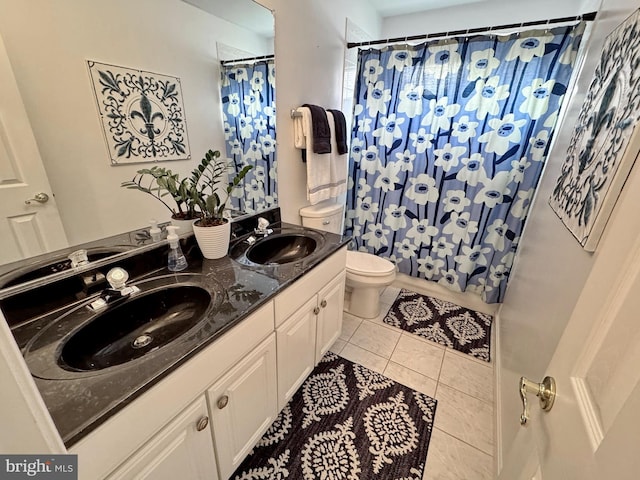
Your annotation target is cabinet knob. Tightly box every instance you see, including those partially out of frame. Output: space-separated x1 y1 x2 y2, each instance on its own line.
196 416 209 431
313 306 320 315
217 395 229 409
320 299 327 308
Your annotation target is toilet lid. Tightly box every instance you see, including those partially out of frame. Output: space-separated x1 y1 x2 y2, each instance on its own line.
346 251 395 276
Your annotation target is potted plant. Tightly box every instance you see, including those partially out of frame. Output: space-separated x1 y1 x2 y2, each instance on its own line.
121 166 201 233
190 149 252 259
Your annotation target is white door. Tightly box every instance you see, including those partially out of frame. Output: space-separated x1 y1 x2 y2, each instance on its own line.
500 171 640 479
0 34 67 264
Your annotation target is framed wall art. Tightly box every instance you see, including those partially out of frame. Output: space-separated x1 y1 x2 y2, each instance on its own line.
549 9 640 252
87 60 191 165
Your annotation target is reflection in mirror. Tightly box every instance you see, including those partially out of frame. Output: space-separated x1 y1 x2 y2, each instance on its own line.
0 0 274 290
188 0 277 214
221 59 277 214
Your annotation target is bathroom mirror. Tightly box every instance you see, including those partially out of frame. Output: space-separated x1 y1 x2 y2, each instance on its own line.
0 0 274 290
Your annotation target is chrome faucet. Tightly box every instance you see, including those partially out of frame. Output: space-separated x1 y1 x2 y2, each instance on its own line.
88 267 139 311
254 217 273 237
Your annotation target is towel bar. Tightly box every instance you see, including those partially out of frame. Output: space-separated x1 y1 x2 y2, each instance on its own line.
290 109 302 118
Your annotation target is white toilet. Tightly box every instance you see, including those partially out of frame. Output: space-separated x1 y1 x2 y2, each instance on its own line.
299 201 396 319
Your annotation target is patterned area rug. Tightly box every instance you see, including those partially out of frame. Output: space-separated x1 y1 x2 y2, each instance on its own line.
384 289 493 362
231 352 437 480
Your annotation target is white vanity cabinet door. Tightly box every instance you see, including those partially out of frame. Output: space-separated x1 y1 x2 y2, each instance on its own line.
207 334 277 480
276 295 318 410
315 272 346 364
107 397 218 480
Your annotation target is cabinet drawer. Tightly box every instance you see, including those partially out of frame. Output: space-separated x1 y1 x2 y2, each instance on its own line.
274 246 346 326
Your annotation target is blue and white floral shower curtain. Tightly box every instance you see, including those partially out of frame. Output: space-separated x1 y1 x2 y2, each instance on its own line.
344 25 584 303
221 61 277 213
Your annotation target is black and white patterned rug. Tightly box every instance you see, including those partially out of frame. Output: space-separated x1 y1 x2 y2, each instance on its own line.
231 352 437 480
384 289 493 362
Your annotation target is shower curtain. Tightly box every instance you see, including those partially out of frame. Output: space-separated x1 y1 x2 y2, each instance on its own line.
344 24 584 303
220 60 277 213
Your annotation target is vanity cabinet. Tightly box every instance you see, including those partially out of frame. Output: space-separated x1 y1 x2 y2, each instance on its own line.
106 397 218 480
275 247 347 410
207 334 277 480
71 301 275 480
67 246 347 480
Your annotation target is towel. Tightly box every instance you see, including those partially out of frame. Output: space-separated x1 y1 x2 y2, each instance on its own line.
293 107 332 204
302 104 331 154
327 109 348 155
327 112 348 198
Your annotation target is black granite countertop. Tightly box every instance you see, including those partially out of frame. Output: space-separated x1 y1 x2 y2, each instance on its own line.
4 220 350 447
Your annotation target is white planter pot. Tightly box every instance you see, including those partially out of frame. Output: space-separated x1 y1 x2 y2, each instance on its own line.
171 217 196 235
193 219 231 259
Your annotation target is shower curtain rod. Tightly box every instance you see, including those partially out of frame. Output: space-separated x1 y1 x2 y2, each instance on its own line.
220 54 274 66
346 11 597 49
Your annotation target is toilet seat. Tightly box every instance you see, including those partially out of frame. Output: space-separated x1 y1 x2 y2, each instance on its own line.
346 251 395 277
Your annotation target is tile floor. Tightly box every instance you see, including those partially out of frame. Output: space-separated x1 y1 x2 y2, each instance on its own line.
330 285 495 480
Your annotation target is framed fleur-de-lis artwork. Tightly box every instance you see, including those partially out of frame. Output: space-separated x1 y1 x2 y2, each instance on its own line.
549 9 640 251
87 61 191 165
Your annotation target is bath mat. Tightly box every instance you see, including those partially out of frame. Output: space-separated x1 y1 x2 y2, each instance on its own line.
384 289 493 362
231 352 437 480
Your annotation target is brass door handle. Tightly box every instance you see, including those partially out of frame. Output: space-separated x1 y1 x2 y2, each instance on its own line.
25 192 50 204
519 376 556 425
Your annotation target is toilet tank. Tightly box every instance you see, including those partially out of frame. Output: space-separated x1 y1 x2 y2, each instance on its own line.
299 201 344 234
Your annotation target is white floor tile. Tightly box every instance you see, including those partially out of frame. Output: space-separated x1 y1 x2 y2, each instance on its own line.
384 361 437 397
390 334 445 381
338 284 497 479
434 384 494 455
423 428 494 480
329 338 347 355
339 313 362 341
349 320 401 358
439 350 494 404
367 302 392 327
380 285 402 305
339 343 388 374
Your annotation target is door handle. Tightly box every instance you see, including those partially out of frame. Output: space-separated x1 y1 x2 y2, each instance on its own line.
25 192 50 204
519 376 556 425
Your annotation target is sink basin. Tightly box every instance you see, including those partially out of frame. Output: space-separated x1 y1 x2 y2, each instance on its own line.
59 285 212 371
246 234 318 265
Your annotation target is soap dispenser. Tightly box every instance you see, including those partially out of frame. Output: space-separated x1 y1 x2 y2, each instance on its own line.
166 226 188 272
149 219 162 242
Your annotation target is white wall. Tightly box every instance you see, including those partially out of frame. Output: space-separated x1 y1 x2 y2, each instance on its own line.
382 0 596 38
256 0 381 223
0 0 269 245
498 0 639 472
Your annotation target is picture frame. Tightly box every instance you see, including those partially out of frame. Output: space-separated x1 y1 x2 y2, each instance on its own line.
87 60 191 165
549 9 640 252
